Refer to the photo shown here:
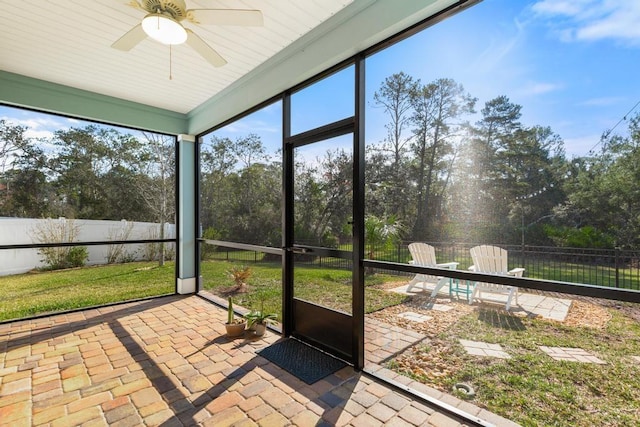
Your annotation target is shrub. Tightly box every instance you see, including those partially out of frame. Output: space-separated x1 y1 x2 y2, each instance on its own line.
66 246 89 268
201 227 221 259
544 225 615 249
227 265 252 293
31 218 88 270
107 221 136 264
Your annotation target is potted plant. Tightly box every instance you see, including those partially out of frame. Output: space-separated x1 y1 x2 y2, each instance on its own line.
245 301 277 337
224 297 246 337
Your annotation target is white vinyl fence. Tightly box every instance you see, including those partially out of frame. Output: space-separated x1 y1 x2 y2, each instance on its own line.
0 217 175 276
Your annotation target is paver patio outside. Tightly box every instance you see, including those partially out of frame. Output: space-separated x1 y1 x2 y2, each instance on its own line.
459 340 511 359
0 295 520 427
539 346 607 364
397 312 433 323
391 284 572 321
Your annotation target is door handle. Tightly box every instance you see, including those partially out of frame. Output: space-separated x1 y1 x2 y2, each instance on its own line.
286 246 310 254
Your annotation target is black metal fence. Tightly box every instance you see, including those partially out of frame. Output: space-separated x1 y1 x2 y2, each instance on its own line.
407 242 640 290
204 241 640 290
391 242 640 290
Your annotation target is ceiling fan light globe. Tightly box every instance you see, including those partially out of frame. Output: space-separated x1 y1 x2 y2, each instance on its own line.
141 13 187 45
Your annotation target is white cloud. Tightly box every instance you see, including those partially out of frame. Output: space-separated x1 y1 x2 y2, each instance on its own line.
563 134 602 157
517 81 563 96
1 115 69 139
578 96 624 107
532 0 593 17
532 0 640 45
24 129 55 140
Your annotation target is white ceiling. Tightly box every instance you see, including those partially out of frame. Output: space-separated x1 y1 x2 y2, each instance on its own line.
0 0 355 114
0 0 468 134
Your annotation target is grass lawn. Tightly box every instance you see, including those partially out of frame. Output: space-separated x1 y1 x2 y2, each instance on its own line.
0 259 407 323
389 306 640 427
200 260 408 317
0 261 175 321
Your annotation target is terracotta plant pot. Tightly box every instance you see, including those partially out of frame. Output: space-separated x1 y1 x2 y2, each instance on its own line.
225 321 246 337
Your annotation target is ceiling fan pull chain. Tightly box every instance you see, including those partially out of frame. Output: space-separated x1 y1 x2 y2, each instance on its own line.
169 44 173 80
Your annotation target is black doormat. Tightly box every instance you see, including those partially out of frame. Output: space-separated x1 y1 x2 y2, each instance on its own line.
257 339 347 384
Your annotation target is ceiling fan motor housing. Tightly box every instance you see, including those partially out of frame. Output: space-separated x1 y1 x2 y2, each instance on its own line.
142 0 187 20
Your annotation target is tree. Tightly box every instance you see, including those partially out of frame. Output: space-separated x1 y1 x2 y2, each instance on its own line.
46 125 148 220
47 126 111 218
199 134 281 246
1 122 180 223
409 78 475 239
227 163 281 246
508 126 566 244
0 138 52 218
0 120 44 217
0 120 29 174
294 149 352 247
136 132 176 265
373 72 418 167
372 73 419 220
200 135 237 238
453 96 523 241
452 96 567 244
556 113 640 248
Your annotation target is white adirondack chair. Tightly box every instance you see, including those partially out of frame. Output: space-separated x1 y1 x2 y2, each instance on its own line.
407 243 458 297
469 245 525 310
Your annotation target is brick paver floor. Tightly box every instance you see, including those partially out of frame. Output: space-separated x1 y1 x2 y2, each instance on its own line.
364 317 426 365
0 295 520 427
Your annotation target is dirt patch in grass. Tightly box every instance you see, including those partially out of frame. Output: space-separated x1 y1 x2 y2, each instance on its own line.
367 295 475 382
563 299 612 329
369 279 412 291
393 337 467 382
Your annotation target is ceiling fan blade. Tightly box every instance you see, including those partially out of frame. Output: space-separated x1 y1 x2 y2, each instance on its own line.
125 0 145 12
187 9 263 26
186 29 227 67
111 24 147 51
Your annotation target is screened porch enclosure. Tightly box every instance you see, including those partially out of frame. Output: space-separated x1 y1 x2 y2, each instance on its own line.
3 0 640 426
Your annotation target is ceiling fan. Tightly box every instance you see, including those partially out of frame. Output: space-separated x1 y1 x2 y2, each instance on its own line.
112 0 263 67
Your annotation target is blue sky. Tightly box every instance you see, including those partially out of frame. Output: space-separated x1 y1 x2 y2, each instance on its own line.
210 0 640 158
3 0 640 159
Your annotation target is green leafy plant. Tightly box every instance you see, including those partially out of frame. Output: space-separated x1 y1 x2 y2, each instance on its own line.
201 227 221 259
245 300 277 328
544 224 615 249
66 246 89 268
224 297 246 337
365 214 404 260
227 297 233 324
